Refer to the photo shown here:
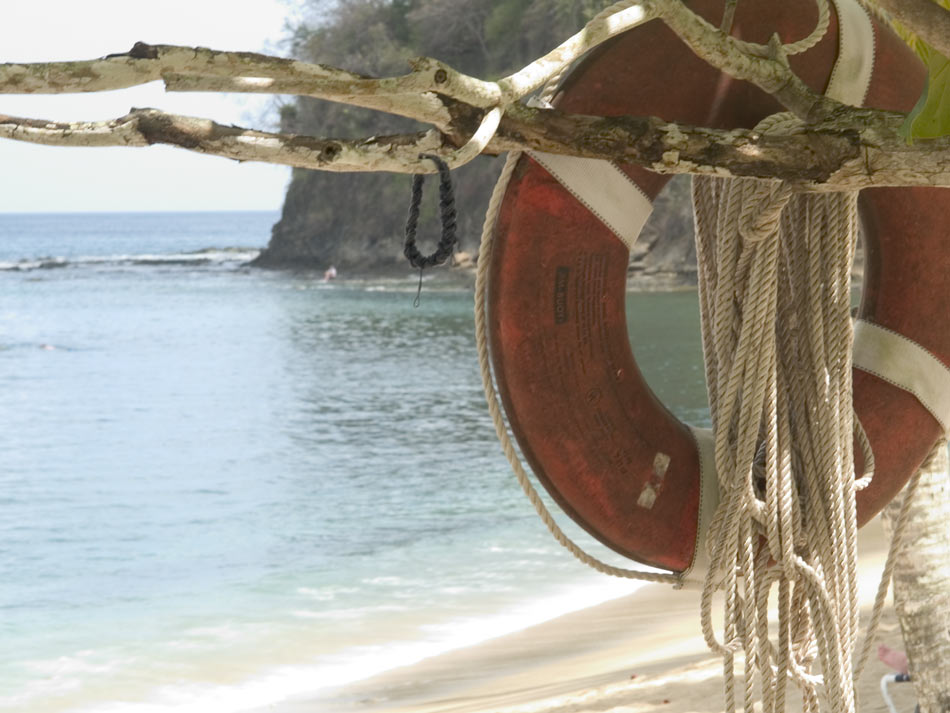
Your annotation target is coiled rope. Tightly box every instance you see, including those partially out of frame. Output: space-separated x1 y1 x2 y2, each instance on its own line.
692 114 862 713
691 114 919 713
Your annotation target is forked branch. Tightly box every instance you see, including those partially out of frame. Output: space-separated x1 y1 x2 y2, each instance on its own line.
0 0 944 187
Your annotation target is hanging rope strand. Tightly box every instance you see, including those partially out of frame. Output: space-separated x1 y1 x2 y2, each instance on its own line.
693 112 868 713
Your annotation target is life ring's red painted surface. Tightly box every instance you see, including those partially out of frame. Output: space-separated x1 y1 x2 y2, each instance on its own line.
487 0 948 573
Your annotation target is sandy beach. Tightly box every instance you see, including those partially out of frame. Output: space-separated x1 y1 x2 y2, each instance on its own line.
266 517 919 713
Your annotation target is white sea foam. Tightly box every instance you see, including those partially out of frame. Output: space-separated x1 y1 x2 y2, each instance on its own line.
295 585 359 601
18 579 648 713
291 603 408 620
0 248 260 271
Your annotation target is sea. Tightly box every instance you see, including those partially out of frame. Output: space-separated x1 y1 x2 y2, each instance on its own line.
0 211 710 713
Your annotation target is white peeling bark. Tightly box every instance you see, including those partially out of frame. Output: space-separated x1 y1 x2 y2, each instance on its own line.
882 441 950 713
0 0 848 177
0 110 447 172
0 44 363 94
162 74 454 130
8 104 950 187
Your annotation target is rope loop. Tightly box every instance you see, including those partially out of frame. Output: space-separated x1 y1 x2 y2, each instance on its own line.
727 0 831 57
404 153 458 271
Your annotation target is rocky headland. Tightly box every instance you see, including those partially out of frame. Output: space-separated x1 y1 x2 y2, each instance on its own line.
252 167 703 289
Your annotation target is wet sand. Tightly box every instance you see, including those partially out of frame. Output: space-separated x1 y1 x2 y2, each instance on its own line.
268 518 918 713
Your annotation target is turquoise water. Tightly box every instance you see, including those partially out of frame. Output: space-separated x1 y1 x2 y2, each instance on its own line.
0 212 709 712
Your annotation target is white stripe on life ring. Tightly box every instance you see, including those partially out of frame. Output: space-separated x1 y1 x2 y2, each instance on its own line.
828 0 875 107
853 319 950 433
528 151 653 250
526 0 872 249
682 426 721 582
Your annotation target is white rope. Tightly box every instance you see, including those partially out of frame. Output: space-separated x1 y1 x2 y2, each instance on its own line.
690 111 924 712
694 134 858 711
439 107 502 169
852 447 928 681
473 150 685 587
728 0 831 57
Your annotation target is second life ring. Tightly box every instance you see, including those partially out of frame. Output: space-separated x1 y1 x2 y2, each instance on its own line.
486 0 950 574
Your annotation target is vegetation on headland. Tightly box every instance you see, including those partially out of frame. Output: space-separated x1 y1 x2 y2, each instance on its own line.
253 0 698 279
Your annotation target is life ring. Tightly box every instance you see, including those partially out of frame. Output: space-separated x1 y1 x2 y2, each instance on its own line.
487 0 950 574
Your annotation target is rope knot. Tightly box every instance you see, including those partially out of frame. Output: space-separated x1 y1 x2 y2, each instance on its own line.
737 179 793 243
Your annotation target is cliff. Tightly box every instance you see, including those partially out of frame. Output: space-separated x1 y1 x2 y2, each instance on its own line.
250 0 703 283
253 155 508 274
250 1 855 285
254 164 701 287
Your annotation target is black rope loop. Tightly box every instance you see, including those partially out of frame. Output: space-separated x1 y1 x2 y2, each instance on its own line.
404 153 458 271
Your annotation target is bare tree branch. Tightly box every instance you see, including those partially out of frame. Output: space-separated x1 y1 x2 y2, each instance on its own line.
0 43 363 93
0 0 926 185
0 3 811 119
6 103 950 190
0 110 445 172
163 74 454 131
656 0 840 121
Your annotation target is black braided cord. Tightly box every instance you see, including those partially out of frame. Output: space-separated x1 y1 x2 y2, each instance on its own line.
404 154 458 270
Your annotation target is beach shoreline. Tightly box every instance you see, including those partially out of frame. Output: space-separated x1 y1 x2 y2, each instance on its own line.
262 517 918 713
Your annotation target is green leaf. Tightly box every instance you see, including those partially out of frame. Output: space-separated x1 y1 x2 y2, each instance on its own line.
900 45 950 141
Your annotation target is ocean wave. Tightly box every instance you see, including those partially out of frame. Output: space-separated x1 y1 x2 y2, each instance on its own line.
1 577 649 713
0 247 261 272
296 585 360 601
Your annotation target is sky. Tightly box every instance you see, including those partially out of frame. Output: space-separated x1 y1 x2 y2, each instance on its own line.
0 1 302 212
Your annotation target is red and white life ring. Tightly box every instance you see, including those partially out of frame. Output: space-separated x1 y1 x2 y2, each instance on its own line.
487 0 950 574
